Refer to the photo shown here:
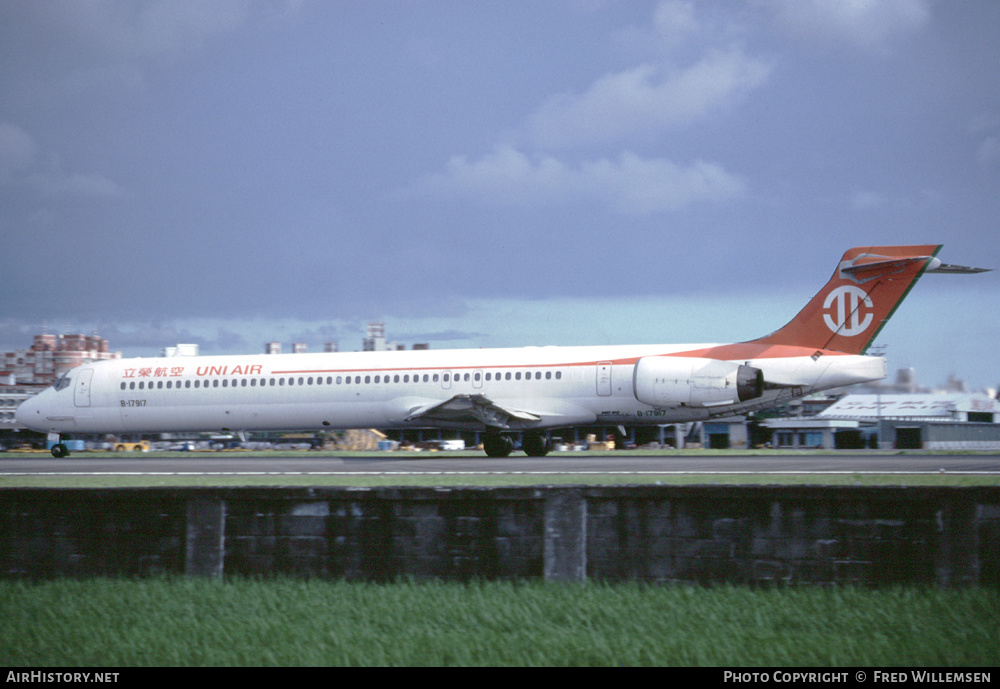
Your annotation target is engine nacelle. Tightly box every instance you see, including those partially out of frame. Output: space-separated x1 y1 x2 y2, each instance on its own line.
633 356 764 408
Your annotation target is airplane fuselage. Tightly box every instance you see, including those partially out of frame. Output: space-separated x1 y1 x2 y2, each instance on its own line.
17 342 884 437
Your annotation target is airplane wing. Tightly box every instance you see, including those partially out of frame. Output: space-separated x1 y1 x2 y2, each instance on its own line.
404 393 541 429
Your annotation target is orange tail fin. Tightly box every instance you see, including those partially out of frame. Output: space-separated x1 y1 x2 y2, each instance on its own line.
748 245 943 355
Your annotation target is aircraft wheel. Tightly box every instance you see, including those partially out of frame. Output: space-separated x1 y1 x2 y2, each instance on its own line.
522 433 551 457
50 443 69 458
483 434 513 458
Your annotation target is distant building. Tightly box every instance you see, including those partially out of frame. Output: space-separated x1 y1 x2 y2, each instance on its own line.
161 344 199 357
1 330 121 437
0 331 120 386
0 384 35 435
764 393 1000 450
264 324 425 355
362 322 407 351
363 322 389 351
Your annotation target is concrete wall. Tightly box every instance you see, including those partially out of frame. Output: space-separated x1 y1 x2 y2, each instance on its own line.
2 486 998 586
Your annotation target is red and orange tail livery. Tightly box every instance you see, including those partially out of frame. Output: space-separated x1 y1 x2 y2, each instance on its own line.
749 245 986 355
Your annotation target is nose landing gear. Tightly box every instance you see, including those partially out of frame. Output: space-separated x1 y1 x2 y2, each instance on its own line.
48 434 70 458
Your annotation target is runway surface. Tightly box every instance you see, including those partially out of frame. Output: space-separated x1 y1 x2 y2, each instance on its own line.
3 452 1000 476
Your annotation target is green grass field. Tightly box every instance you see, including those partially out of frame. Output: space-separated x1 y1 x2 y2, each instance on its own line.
1 578 996 666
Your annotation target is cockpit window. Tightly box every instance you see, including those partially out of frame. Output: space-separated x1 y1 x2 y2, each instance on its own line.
53 373 71 391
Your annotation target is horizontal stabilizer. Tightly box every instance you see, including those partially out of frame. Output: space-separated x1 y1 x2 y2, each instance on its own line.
925 260 992 274
839 254 934 282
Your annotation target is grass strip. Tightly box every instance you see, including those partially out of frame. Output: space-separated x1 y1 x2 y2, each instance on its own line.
1 578 995 666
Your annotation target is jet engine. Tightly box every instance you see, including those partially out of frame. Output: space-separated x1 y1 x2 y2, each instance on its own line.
633 356 764 408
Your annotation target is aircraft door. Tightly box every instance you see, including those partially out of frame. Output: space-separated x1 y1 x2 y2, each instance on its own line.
442 370 452 390
74 368 94 407
597 362 612 397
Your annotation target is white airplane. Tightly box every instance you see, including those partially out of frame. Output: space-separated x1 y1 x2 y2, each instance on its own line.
17 244 987 458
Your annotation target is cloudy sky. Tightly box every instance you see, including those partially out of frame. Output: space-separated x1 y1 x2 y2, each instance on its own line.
2 0 998 390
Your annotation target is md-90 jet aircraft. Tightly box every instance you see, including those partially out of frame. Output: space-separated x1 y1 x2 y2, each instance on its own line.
18 245 987 457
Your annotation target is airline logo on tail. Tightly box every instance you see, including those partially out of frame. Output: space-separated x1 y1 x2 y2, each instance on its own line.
822 285 874 337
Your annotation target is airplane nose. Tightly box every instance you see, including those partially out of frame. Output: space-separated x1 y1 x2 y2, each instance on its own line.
15 395 41 431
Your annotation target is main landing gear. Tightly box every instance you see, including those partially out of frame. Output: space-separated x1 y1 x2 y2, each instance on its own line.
482 432 551 458
521 432 552 457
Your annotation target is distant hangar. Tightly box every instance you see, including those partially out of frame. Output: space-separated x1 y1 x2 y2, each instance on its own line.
764 393 1000 450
